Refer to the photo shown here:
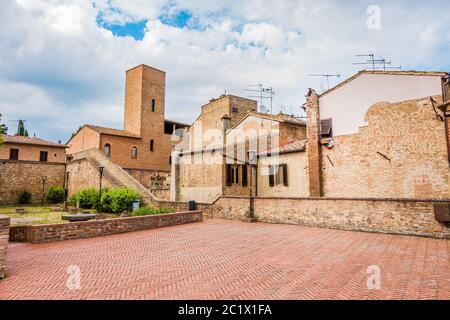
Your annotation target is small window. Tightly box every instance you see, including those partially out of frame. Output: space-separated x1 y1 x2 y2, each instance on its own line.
40 151 48 162
320 118 333 138
150 140 154 152
151 99 155 112
268 164 288 187
104 144 111 157
9 148 19 161
232 107 239 113
226 164 242 186
169 156 172 165
131 147 138 159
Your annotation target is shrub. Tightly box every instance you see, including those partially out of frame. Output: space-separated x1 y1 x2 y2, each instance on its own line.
132 206 173 217
18 191 32 205
100 188 141 213
45 186 65 204
69 188 99 209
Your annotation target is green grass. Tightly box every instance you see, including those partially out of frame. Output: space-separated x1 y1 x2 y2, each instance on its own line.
131 206 173 217
0 206 54 215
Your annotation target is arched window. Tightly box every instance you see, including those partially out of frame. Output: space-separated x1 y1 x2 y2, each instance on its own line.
150 139 154 152
104 144 111 157
131 146 138 159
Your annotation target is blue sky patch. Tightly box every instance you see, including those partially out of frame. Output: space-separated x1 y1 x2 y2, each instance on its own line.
97 18 148 41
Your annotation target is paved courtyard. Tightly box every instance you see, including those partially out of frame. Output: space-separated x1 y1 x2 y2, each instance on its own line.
0 219 449 300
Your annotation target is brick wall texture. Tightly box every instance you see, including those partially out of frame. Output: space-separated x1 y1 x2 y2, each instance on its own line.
9 211 203 243
321 96 449 199
0 161 65 205
0 215 9 279
0 143 66 163
206 196 450 239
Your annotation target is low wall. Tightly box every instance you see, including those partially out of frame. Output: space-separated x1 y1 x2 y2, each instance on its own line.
0 215 10 279
151 188 170 201
0 160 66 205
10 211 203 243
208 196 450 239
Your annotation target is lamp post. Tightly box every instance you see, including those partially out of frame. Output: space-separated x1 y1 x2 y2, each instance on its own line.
98 166 105 213
247 150 257 221
41 176 47 206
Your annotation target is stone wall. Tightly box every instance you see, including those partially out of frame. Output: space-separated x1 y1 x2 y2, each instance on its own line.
0 215 10 279
0 160 66 205
321 96 449 199
207 196 450 239
10 211 203 243
150 188 170 201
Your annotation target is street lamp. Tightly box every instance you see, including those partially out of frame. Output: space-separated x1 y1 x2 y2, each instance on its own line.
41 176 47 206
247 150 257 221
64 172 70 210
98 166 105 213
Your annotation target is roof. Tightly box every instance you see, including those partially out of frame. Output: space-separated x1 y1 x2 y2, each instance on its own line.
164 119 191 127
2 134 68 148
84 125 141 139
229 111 306 132
126 64 166 74
258 139 307 157
319 70 448 98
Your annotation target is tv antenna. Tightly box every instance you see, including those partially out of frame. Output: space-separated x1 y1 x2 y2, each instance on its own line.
245 84 275 114
309 74 341 90
353 53 402 71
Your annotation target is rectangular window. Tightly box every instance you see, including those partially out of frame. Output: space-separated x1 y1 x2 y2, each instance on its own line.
269 164 288 187
242 165 248 186
40 151 48 162
226 164 242 186
9 148 19 161
232 107 239 113
151 99 155 112
320 118 333 138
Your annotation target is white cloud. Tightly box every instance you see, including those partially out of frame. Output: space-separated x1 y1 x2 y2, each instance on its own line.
0 0 449 142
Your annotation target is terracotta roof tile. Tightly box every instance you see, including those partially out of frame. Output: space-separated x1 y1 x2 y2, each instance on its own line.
85 125 141 138
2 135 67 148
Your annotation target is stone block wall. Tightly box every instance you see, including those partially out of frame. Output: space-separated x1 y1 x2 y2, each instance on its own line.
321 96 449 199
0 215 10 279
0 160 65 205
10 211 203 243
207 196 450 239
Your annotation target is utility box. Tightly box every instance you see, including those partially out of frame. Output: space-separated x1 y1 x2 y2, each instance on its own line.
132 200 140 212
434 203 450 222
188 201 196 211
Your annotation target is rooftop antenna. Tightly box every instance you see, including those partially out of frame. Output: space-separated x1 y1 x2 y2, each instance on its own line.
245 84 275 114
353 53 376 70
309 74 341 90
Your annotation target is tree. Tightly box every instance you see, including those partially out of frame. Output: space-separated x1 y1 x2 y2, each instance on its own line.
0 114 7 135
16 120 26 136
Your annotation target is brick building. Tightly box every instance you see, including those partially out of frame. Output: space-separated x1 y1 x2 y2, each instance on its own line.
67 65 190 188
0 135 67 204
172 70 450 203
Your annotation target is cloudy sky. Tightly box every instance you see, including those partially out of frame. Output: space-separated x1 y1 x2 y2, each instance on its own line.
0 0 449 142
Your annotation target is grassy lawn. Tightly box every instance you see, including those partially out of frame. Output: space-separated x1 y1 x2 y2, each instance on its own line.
0 206 120 226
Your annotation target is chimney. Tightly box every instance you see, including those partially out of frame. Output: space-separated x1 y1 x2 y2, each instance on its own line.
306 88 322 197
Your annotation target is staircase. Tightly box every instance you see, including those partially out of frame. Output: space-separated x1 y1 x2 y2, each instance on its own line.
70 148 158 205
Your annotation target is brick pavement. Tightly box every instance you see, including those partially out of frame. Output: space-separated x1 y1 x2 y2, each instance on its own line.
0 219 449 300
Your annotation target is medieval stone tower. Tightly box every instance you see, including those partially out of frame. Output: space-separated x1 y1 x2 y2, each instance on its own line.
124 64 166 139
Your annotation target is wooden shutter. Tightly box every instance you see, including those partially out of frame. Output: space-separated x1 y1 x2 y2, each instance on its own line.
235 166 239 184
40 151 48 162
269 165 275 187
282 164 288 186
9 149 19 160
242 165 248 186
